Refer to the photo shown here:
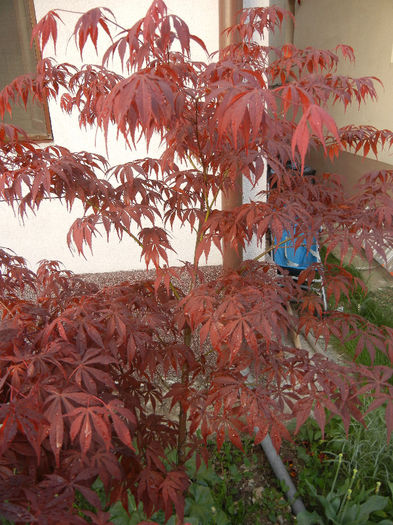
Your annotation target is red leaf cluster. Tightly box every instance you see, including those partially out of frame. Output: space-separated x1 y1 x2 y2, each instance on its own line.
1 1 393 522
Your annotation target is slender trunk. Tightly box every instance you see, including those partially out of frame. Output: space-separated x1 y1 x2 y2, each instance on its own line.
177 324 191 465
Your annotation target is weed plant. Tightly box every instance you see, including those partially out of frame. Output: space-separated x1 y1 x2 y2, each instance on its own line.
296 406 393 523
321 406 393 490
339 285 393 366
71 440 293 525
323 250 393 366
297 454 392 524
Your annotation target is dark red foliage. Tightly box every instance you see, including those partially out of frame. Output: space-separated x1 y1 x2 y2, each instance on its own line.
1 1 393 523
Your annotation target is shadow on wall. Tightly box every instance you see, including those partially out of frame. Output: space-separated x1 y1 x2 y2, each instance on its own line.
308 148 393 289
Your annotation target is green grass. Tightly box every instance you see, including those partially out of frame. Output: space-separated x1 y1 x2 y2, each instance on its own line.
333 334 392 367
321 250 393 367
332 287 393 367
295 408 393 523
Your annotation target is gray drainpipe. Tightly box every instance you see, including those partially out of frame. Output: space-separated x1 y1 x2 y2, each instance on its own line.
219 0 243 271
260 433 306 515
240 365 307 517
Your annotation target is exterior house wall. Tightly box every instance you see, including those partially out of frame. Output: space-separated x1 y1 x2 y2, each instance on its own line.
1 0 221 273
0 0 274 273
293 0 393 276
3 1 391 275
268 0 294 48
293 0 393 184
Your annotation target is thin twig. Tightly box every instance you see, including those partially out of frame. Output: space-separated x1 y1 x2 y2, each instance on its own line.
0 300 12 316
252 237 293 262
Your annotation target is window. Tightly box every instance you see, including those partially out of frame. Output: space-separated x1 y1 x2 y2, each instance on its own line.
0 0 52 140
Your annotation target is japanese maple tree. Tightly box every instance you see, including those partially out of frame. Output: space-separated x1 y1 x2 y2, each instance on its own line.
1 1 393 522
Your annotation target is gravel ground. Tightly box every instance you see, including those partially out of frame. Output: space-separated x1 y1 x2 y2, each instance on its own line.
80 265 223 295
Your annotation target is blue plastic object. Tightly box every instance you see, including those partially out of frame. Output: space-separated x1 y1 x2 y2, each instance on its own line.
273 228 318 272
268 162 319 273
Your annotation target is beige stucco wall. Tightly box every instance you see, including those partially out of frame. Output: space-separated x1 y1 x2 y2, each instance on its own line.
293 0 393 183
268 0 294 48
308 149 392 194
267 0 393 279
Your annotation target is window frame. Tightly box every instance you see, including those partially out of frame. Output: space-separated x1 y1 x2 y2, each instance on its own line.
1 0 53 142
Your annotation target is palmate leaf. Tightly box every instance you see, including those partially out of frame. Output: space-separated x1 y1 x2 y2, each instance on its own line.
105 399 136 450
99 73 176 149
31 10 63 52
137 468 166 518
43 386 93 464
88 449 122 490
72 7 115 56
159 469 189 522
0 501 36 522
67 347 116 394
0 399 48 459
58 472 103 503
21 477 89 524
292 104 341 170
68 404 111 457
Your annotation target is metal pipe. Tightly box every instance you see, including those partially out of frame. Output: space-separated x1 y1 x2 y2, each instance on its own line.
219 0 243 50
260 433 306 516
219 0 243 271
